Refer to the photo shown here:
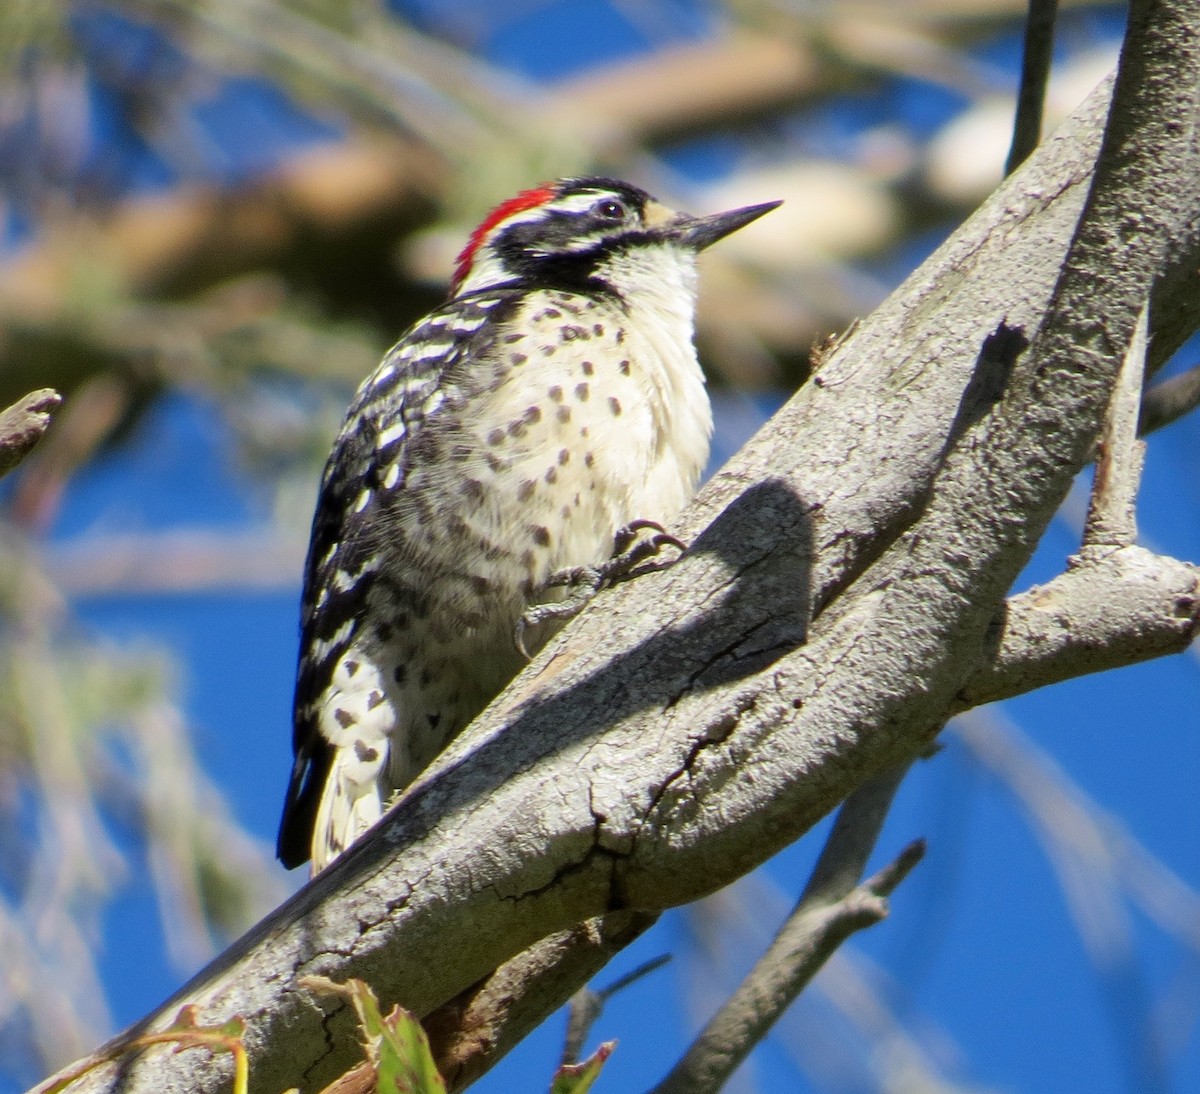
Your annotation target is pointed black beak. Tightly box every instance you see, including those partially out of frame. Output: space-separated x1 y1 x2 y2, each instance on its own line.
672 199 782 251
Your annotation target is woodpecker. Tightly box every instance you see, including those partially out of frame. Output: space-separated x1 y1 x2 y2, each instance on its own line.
277 177 779 874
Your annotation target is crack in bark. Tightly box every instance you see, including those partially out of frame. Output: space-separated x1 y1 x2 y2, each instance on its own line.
499 838 613 908
673 617 775 701
632 693 756 859
296 987 341 1088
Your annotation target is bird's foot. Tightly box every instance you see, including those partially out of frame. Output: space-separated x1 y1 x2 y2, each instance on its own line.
514 520 687 658
606 519 688 578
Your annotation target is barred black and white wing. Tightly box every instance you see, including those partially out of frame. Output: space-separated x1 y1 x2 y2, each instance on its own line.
276 292 513 870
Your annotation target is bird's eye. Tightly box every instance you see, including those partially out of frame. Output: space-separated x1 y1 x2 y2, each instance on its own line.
595 198 626 220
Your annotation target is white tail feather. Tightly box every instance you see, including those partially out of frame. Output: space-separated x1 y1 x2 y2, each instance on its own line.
310 742 387 876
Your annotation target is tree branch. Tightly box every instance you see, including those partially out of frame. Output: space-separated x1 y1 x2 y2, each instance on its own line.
1084 300 1148 549
1006 0 1060 175
651 843 923 1094
956 546 1199 711
559 954 670 1068
0 389 61 479
1139 362 1200 434
37 6 1200 1090
650 768 919 1094
420 911 656 1092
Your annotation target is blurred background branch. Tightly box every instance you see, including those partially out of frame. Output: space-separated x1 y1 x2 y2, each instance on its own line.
0 390 60 478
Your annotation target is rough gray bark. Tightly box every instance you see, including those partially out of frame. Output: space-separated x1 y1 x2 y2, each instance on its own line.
38 4 1200 1091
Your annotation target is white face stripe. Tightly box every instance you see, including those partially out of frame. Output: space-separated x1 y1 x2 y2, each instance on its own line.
542 190 619 215
493 189 621 230
492 205 555 233
455 184 653 295
478 187 629 256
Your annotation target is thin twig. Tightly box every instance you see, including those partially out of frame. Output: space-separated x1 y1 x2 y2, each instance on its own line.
45 531 306 597
560 954 671 1067
799 764 911 905
1006 0 1060 175
954 710 1200 956
423 912 658 1092
650 834 924 1094
1139 362 1200 435
1083 300 1150 550
649 767 920 1094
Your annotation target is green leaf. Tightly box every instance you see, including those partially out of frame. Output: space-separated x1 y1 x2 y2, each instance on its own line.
301 975 446 1094
375 1002 446 1094
550 1041 615 1094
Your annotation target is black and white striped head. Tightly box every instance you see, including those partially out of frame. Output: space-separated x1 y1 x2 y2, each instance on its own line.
450 177 780 300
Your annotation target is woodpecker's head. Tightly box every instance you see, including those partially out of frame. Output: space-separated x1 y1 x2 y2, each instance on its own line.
450 177 780 302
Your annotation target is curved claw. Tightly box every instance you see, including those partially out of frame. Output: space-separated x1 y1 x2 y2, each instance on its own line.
612 518 665 556
515 566 604 659
513 616 532 660
599 529 686 581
